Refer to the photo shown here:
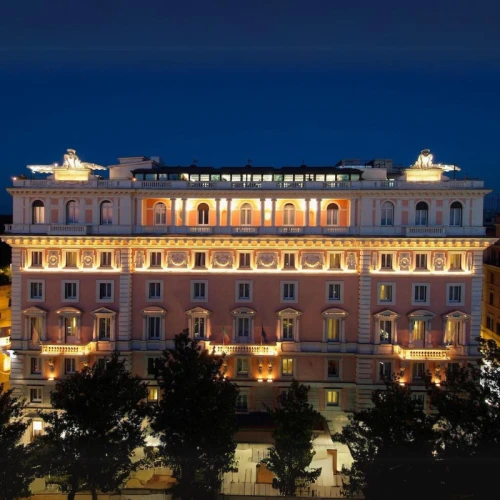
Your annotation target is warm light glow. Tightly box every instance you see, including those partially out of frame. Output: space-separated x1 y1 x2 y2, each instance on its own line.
267 378 273 383
265 211 271 221
258 378 263 383
41 342 96 356
33 420 43 431
3 356 11 372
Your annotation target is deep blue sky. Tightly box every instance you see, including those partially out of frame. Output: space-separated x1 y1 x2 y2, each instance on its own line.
1 0 499 213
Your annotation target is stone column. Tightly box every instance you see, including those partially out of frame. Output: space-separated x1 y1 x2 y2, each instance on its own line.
316 199 322 226
305 199 310 227
182 198 188 226
170 198 177 228
271 199 277 227
226 198 232 226
216 198 221 227
260 198 265 227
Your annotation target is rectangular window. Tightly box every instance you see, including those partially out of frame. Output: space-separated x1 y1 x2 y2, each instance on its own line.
63 281 78 300
487 316 494 330
193 317 205 338
29 316 43 342
327 359 339 378
281 358 294 376
32 420 43 439
236 393 248 412
194 252 206 268
447 284 464 304
379 320 392 343
148 386 159 402
63 316 78 339
147 358 161 376
413 284 428 303
236 282 252 301
412 362 426 380
100 251 112 268
236 358 249 376
283 253 296 269
237 317 250 340
64 358 76 374
65 251 78 268
326 318 340 342
30 357 42 375
31 251 43 267
379 361 392 379
326 389 340 407
447 362 460 375
412 393 425 410
413 321 425 341
239 252 251 269
98 282 113 301
327 282 342 302
490 293 494 306
282 318 294 340
147 316 161 340
329 253 342 270
150 251 162 268
29 281 44 300
192 281 207 300
378 284 394 303
148 282 162 300
449 254 462 271
380 253 393 270
282 282 297 302
29 387 42 403
415 254 428 270
98 317 111 339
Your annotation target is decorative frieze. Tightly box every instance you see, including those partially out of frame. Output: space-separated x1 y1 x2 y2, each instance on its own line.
47 250 60 268
399 252 411 271
301 252 323 270
167 251 188 268
256 252 279 270
82 250 94 268
433 252 446 271
212 252 233 269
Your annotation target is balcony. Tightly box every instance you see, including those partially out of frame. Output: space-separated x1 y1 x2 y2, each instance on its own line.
40 342 97 356
394 345 450 360
210 344 278 356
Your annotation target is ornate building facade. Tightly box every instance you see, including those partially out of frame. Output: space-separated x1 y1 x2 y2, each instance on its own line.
3 149 492 495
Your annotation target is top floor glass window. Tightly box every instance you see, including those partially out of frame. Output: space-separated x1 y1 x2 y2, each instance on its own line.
240 203 252 225
415 201 428 226
66 201 79 224
450 201 463 226
100 201 113 225
381 201 394 226
154 202 167 225
283 203 295 226
32 200 45 224
326 203 339 226
198 203 209 225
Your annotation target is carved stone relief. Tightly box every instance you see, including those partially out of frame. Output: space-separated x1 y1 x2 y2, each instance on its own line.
47 250 59 268
167 251 188 268
256 252 278 270
433 252 446 271
399 252 411 272
134 250 145 269
212 252 233 269
301 253 323 269
346 252 357 271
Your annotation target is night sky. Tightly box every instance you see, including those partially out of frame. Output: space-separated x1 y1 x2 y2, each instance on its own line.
1 0 499 214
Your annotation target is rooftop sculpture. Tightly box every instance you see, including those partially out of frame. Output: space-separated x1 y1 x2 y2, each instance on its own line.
411 149 460 172
27 149 107 174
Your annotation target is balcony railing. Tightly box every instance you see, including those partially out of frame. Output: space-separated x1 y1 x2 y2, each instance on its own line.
40 342 96 356
405 226 446 237
232 226 259 235
210 344 278 356
395 345 450 360
48 224 89 236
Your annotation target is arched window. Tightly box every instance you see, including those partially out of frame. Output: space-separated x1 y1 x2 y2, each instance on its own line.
198 203 209 225
283 203 295 226
381 201 394 226
450 201 463 226
66 200 79 224
154 202 167 225
415 201 428 226
240 203 252 225
31 200 45 224
100 201 113 225
326 203 339 226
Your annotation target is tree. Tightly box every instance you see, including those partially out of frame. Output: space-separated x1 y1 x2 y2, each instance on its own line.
0 383 34 500
35 352 149 500
333 378 437 500
426 338 500 499
261 379 322 496
151 330 239 499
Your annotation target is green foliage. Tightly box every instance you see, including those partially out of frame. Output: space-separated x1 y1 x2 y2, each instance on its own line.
333 378 437 500
261 379 322 496
151 331 239 499
0 383 33 500
425 338 500 498
34 352 149 500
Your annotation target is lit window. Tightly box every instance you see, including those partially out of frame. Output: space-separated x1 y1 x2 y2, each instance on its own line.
380 254 393 270
239 253 251 269
65 251 78 268
379 361 392 380
30 357 42 375
282 318 294 340
379 320 392 344
449 254 462 271
326 389 340 407
329 253 342 270
194 252 206 268
240 203 252 225
378 284 394 303
32 420 43 438
283 253 296 269
31 251 43 267
148 386 159 402
413 320 426 341
326 318 340 342
283 203 295 226
193 317 206 338
66 200 79 224
281 358 294 376
98 317 111 339
197 203 209 225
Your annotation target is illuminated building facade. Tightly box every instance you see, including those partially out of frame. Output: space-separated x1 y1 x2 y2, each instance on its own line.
3 149 492 495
